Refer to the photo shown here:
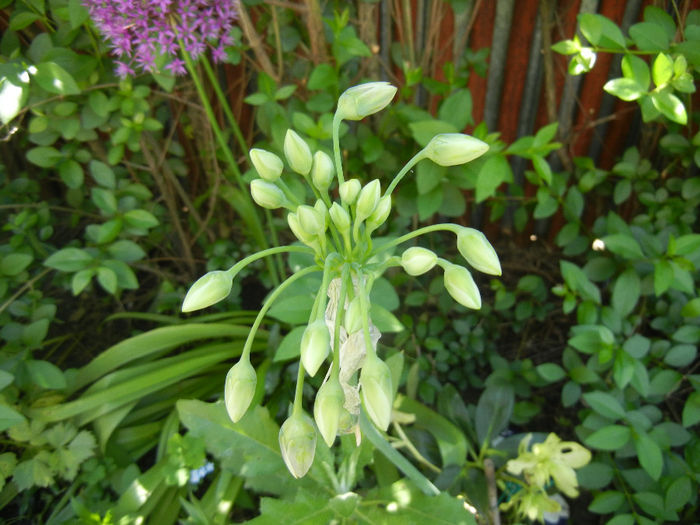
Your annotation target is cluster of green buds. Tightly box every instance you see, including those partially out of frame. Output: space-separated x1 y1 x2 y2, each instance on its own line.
182 82 501 478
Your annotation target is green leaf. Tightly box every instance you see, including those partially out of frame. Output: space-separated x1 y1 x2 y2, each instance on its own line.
32 62 81 95
634 431 663 480
96 266 118 294
629 22 670 51
611 268 640 316
107 240 146 262
682 391 700 427
68 0 89 28
0 253 33 276
533 188 558 218
267 294 313 324
650 90 687 124
601 233 643 259
604 78 646 101
665 476 692 511
91 188 118 215
589 490 626 514
273 85 296 101
585 424 631 450
71 269 94 295
250 493 337 524
408 120 459 147
273 326 305 362
551 39 580 55
532 156 552 185
672 325 700 344
44 247 92 272
560 261 601 303
307 64 337 91
27 146 63 168
89 160 116 188
13 452 54 491
673 233 700 256
22 319 50 347
621 54 650 89
681 297 700 317
475 385 513 445
583 391 625 420
58 159 84 188
370 304 404 333
438 89 473 130
0 75 28 125
417 184 442 220
9 12 41 30
0 404 26 432
416 160 446 195
652 53 673 86
123 209 159 229
370 277 400 311
536 363 566 382
653 259 673 296
476 155 513 203
579 13 626 49
664 344 696 368
26 360 67 390
243 93 268 106
0 370 14 391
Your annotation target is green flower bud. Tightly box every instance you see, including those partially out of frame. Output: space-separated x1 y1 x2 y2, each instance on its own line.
366 194 391 231
329 202 351 234
400 247 437 276
314 376 345 447
297 205 324 238
288 212 315 246
336 82 397 121
343 296 363 334
424 133 489 166
249 148 283 182
314 199 329 228
279 412 316 478
311 150 334 191
339 179 361 206
284 129 312 176
360 353 393 431
443 263 481 309
355 179 381 222
182 270 233 312
457 227 502 276
301 319 331 377
250 179 287 209
224 359 257 422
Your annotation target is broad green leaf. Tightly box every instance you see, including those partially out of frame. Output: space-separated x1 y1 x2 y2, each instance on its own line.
653 259 673 296
408 120 459 147
370 304 404 333
438 89 473 130
673 233 700 256
652 53 673 86
579 13 626 49
551 39 580 55
585 424 631 450
267 294 314 324
629 22 670 51
26 360 66 390
476 155 512 203
664 344 697 368
577 461 614 490
601 233 643 259
650 90 687 124
107 240 146 262
12 451 54 491
249 493 338 524
32 62 80 95
89 160 116 188
665 476 692 511
273 326 305 362
91 188 118 215
589 490 625 514
560 261 601 303
611 268 640 316
536 363 566 382
417 184 442 220
123 209 159 229
0 253 33 276
634 431 663 480
0 404 26 432
58 159 84 188
0 371 14 391
604 78 645 101
68 0 89 28
96 266 118 294
475 384 513 445
370 277 400 311
682 391 700 427
416 160 445 195
672 325 700 344
681 297 700 317
621 54 650 89
26 146 63 168
44 247 92 272
9 12 41 30
307 64 337 91
583 391 625 420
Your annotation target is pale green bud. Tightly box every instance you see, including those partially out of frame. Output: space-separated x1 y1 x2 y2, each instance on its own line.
457 227 502 276
343 296 363 334
311 151 334 191
301 320 331 377
279 412 316 478
329 202 351 234
336 82 398 121
297 205 324 238
314 376 345 447
355 179 381 222
360 354 393 431
424 133 489 166
443 263 482 309
224 359 257 422
401 247 437 276
250 179 287 209
182 270 232 312
314 199 328 228
249 148 283 182
288 212 315 246
366 194 391 231
284 129 313 176
339 179 361 206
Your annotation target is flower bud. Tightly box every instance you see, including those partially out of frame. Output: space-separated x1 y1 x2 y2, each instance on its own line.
297 205 324 238
424 133 489 166
279 412 316 478
336 82 398 121
311 151 334 191
355 179 381 223
224 358 257 422
314 199 329 228
443 263 481 309
339 179 361 206
457 227 502 276
249 148 283 182
284 129 313 176
366 195 391 232
329 202 351 234
360 354 393 431
288 212 315 246
250 179 287 209
314 376 345 447
301 319 331 377
401 247 437 276
182 270 233 312
344 296 364 334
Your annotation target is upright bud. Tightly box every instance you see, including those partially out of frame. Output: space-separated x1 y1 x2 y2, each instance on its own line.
224 358 257 422
339 179 361 206
366 195 391 232
401 247 437 276
297 205 324 238
250 179 287 209
279 412 316 478
311 151 334 191
457 227 502 275
284 129 312 176
288 212 315 246
314 376 345 447
336 82 398 121
424 133 489 166
249 148 283 182
355 180 381 223
301 320 331 377
329 202 351 234
443 263 482 309
314 199 328 228
360 353 393 431
182 270 233 312
344 296 364 334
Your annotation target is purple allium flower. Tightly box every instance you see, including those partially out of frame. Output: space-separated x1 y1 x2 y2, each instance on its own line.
84 0 239 78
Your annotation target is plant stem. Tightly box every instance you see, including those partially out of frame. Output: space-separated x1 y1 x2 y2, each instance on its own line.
332 113 345 185
293 361 306 415
227 245 314 277
384 149 426 197
332 264 351 375
372 223 461 255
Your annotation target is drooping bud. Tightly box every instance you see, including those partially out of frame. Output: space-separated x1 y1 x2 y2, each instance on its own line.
366 195 391 232
457 227 502 276
443 263 482 309
401 247 437 276
284 129 312 176
360 353 393 431
182 270 233 312
424 133 489 167
314 376 345 447
336 82 398 121
250 179 287 209
339 179 361 206
279 412 316 478
224 358 257 422
355 180 381 223
300 319 331 377
343 296 364 334
311 151 334 191
249 148 283 182
329 202 351 234
297 205 324 239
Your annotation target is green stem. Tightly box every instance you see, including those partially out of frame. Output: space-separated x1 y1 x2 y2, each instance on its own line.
372 223 462 256
384 149 426 197
356 270 376 360
227 245 314 277
293 360 306 415
332 113 345 186
332 264 351 376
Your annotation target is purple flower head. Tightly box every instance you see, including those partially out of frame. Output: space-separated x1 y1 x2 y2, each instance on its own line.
84 0 239 77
